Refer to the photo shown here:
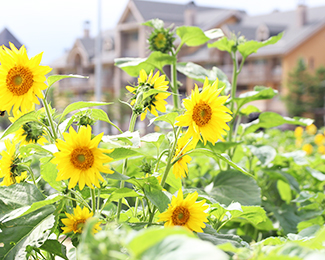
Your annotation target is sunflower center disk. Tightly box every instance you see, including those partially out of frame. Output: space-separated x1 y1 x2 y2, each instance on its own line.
192 103 212 127
70 147 94 170
73 219 86 233
172 206 190 226
6 66 34 96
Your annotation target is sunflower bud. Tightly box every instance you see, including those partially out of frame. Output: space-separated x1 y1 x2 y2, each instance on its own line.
22 121 46 144
76 111 96 127
148 28 175 54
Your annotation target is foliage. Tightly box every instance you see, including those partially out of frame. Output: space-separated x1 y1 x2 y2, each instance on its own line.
0 18 324 260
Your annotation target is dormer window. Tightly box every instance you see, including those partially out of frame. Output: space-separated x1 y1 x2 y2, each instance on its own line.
256 24 270 41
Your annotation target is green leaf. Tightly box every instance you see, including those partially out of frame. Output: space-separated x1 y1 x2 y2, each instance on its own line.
246 145 277 165
240 105 261 116
143 185 170 213
66 109 122 133
141 133 165 148
58 101 111 124
0 183 45 220
241 112 314 135
233 86 278 108
176 62 231 91
104 187 139 202
47 74 88 88
211 170 261 206
39 239 68 260
237 32 283 59
177 26 223 47
142 18 164 29
140 234 229 260
149 112 178 127
277 180 292 204
0 206 55 260
208 36 236 53
199 224 248 248
231 206 269 228
102 131 141 148
108 147 142 162
40 156 65 192
0 111 39 140
19 144 53 157
114 51 176 77
127 227 195 258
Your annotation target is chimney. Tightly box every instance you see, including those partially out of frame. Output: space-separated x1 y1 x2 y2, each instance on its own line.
184 1 196 26
297 3 307 27
84 20 90 38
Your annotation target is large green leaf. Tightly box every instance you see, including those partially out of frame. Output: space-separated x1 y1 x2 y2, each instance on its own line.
0 183 45 220
176 26 223 47
102 131 141 148
107 147 142 162
208 36 236 53
58 101 111 124
241 112 314 135
114 51 176 77
233 86 278 108
176 62 231 91
0 111 39 140
40 156 65 192
100 187 139 202
143 185 170 213
39 239 68 260
246 145 277 166
237 32 283 59
0 206 55 260
210 170 261 206
149 112 178 127
127 227 195 258
140 233 229 260
277 180 292 204
47 74 88 88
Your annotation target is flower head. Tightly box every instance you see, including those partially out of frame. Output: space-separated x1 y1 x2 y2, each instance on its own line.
52 125 114 190
306 124 317 135
9 110 48 146
294 126 303 138
314 134 324 146
302 143 313 155
158 189 208 232
175 78 232 146
126 69 170 121
318 145 325 155
0 139 27 186
61 205 101 234
0 43 52 116
172 136 194 179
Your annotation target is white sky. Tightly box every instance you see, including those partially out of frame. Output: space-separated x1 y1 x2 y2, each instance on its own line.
1 0 324 65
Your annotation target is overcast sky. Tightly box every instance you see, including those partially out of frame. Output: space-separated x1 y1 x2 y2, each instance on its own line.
1 0 324 65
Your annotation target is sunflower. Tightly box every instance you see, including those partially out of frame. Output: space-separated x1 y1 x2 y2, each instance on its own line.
52 125 114 190
0 139 27 186
61 205 101 234
294 126 303 138
172 135 194 179
302 143 313 155
158 189 208 232
306 124 317 135
9 110 48 146
126 69 170 121
314 134 324 146
0 42 52 116
175 78 232 146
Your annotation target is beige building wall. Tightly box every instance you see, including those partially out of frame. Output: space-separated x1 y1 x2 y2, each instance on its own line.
282 25 325 95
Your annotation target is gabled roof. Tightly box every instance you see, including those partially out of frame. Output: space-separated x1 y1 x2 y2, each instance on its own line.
0 28 23 49
132 0 244 27
226 5 325 57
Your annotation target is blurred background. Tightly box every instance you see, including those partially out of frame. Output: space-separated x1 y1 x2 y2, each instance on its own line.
1 0 325 132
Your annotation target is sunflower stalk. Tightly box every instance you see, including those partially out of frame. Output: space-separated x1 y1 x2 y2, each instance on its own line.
91 188 96 214
117 111 138 221
41 95 58 141
171 58 180 110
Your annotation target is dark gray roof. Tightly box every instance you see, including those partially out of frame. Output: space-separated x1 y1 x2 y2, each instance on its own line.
79 37 95 59
0 28 23 49
133 0 243 26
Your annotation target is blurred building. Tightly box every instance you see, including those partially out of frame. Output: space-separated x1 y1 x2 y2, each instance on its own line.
52 0 325 117
0 28 23 49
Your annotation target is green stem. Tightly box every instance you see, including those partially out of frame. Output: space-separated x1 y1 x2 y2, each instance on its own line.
117 112 138 221
171 58 180 110
134 197 139 217
228 51 238 144
154 149 169 172
91 188 96 214
41 95 58 141
70 190 92 210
